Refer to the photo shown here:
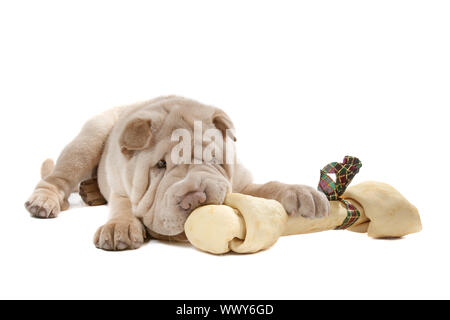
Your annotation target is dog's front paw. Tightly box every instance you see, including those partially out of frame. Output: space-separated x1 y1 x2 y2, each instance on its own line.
25 182 67 218
279 185 329 218
94 218 147 251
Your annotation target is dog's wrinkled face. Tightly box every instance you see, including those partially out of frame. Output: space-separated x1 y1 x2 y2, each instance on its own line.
118 100 235 237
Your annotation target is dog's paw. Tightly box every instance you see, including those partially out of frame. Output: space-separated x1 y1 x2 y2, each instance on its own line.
279 185 329 218
25 185 67 218
79 178 107 206
94 218 147 251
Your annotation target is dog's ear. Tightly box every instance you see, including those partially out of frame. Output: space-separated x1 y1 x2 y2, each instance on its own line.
212 110 236 142
119 118 152 156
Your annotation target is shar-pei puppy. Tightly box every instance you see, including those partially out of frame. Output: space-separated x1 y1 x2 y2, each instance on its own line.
25 96 329 250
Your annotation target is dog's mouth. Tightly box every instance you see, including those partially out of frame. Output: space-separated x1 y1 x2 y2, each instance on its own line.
147 229 188 242
144 182 229 239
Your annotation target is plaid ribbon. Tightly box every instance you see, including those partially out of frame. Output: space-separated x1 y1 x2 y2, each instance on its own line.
318 156 362 230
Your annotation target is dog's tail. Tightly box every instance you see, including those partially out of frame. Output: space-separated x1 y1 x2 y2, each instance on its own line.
40 158 55 179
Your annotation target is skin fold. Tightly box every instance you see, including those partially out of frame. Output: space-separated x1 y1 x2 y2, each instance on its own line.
25 96 329 251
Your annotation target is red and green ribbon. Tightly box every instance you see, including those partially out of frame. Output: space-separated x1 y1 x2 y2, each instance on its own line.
318 156 362 230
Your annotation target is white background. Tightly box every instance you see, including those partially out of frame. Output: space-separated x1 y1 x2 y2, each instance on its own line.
0 1 449 299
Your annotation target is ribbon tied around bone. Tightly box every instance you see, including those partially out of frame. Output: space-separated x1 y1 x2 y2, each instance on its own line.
318 156 362 230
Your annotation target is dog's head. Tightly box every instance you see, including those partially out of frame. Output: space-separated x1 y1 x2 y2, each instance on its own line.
117 98 236 237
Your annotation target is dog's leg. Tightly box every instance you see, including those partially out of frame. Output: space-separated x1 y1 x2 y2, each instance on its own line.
25 109 121 218
240 181 330 218
93 194 147 251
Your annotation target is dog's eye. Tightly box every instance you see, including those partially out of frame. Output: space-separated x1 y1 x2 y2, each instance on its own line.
156 160 166 169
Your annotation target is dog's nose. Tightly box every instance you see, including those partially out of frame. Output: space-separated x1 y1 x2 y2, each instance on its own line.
180 191 207 211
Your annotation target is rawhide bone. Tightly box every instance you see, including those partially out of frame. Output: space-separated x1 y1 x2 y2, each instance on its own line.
185 156 421 254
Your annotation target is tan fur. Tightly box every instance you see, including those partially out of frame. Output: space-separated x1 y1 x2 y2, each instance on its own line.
25 96 329 250
40 159 55 179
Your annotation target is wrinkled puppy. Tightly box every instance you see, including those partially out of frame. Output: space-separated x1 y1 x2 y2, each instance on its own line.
25 96 329 251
